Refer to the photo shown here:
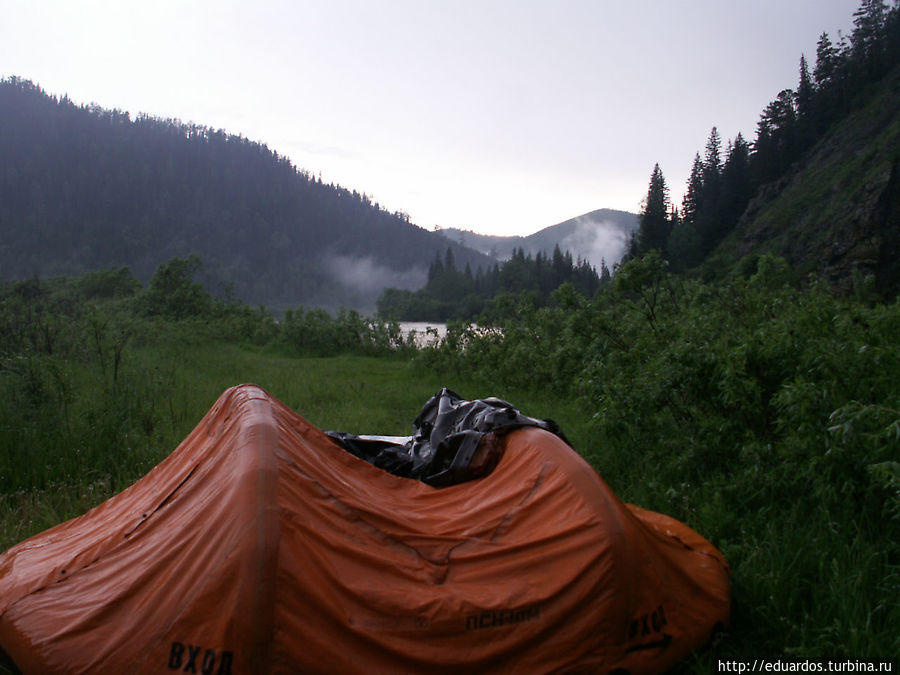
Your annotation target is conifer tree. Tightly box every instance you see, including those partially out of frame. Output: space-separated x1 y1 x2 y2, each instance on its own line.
752 90 797 183
797 54 815 120
599 258 611 284
720 133 753 229
427 251 444 281
851 0 889 77
634 163 671 257
813 31 847 130
814 32 840 89
796 54 816 148
681 153 704 227
696 127 724 253
444 247 456 272
703 126 723 177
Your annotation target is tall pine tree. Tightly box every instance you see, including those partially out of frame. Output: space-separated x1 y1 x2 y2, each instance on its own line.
851 0 889 78
720 133 753 229
696 127 724 253
681 153 704 228
633 163 672 258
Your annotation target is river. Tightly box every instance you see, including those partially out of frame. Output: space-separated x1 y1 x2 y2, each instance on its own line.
397 321 448 347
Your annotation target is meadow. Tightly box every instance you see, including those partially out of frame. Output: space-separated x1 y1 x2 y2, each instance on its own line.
1 255 897 669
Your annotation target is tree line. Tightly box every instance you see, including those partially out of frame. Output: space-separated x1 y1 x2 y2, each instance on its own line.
376 245 607 321
629 0 900 271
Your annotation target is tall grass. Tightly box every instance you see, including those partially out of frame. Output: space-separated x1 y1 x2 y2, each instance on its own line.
0 344 473 551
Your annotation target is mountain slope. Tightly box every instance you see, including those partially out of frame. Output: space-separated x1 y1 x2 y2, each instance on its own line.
715 64 900 296
0 77 493 311
440 208 638 270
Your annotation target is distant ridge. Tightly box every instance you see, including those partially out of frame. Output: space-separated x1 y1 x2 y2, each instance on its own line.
440 208 638 270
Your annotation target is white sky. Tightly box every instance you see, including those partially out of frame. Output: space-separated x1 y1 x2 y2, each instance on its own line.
1 0 862 236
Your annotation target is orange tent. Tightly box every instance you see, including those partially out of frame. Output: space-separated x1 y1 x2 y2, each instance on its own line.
0 384 730 674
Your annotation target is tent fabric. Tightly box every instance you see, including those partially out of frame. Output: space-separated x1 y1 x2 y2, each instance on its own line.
0 384 730 674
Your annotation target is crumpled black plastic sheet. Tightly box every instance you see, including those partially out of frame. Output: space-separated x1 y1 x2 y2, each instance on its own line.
327 388 569 487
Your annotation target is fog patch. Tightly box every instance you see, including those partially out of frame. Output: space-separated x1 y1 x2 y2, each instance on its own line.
559 217 630 270
325 254 426 291
322 253 427 310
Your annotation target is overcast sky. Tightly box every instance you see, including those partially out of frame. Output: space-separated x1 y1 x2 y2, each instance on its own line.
2 0 862 236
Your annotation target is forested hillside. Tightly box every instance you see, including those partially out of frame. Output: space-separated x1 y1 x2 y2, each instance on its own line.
729 63 900 294
629 0 900 297
0 78 493 310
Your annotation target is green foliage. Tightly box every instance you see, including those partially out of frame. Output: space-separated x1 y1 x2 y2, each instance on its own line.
0 346 458 553
279 306 409 357
139 254 212 319
0 263 416 498
76 267 141 300
667 220 704 271
654 2 900 285
376 286 455 323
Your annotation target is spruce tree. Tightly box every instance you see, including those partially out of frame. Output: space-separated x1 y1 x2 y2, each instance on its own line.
851 0 889 77
721 133 753 229
635 163 671 257
814 32 840 89
427 251 444 282
813 31 846 129
444 247 456 272
797 54 815 121
681 153 704 228
697 127 724 253
599 258 611 284
703 126 723 176
796 54 816 149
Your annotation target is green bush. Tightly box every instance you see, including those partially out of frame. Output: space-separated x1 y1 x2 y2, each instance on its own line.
138 255 212 320
279 306 410 357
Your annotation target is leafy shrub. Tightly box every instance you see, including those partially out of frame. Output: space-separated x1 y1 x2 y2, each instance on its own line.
138 255 212 320
279 307 409 357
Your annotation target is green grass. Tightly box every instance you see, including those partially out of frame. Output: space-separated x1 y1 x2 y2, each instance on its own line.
0 343 510 552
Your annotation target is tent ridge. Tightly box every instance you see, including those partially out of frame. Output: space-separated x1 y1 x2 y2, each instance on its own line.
233 384 281 671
